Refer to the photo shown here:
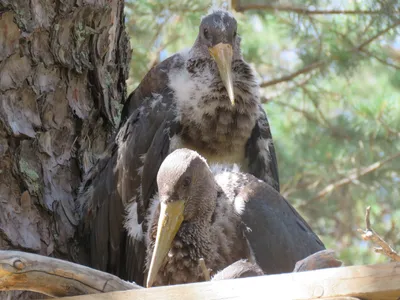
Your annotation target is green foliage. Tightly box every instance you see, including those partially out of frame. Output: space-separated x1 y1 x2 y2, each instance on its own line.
124 0 400 266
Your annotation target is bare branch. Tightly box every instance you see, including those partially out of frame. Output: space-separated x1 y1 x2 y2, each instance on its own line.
355 21 400 51
147 34 182 70
259 21 400 88
0 250 141 297
271 99 320 124
357 207 400 262
360 49 400 70
260 74 313 103
303 152 400 204
233 3 383 15
260 62 324 88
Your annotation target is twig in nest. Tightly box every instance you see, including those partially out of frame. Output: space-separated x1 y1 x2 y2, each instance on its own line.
199 258 211 281
357 206 400 262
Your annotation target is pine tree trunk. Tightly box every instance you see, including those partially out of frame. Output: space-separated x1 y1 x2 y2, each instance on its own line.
0 0 131 298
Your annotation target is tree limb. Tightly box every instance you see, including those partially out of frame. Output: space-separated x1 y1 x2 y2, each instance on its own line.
300 152 400 207
357 207 400 262
360 48 400 70
355 21 400 51
0 250 142 298
259 20 400 88
260 62 324 88
233 3 383 15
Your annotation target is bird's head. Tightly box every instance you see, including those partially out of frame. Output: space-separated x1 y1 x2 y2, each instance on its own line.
192 9 241 106
146 149 217 288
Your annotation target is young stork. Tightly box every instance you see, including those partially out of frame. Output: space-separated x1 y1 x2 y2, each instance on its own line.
145 149 325 287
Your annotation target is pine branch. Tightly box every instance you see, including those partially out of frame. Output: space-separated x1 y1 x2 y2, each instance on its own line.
355 21 400 51
360 49 400 70
303 152 400 205
271 99 320 124
147 34 182 69
260 62 324 88
233 3 384 15
259 20 400 88
358 207 400 262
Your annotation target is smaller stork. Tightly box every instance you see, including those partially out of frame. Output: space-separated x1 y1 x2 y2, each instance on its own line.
145 149 325 287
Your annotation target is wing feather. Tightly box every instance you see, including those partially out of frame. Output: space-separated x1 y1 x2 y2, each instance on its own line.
235 177 325 274
77 88 178 285
246 105 280 192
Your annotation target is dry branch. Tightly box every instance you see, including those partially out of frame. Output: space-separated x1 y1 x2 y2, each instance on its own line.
358 207 400 262
259 20 400 89
0 250 142 298
232 2 383 15
293 249 342 272
303 152 400 206
260 62 324 88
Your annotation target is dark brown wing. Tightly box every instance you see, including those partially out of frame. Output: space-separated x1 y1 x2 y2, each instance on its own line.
235 177 325 274
120 53 184 125
76 88 179 285
245 105 280 192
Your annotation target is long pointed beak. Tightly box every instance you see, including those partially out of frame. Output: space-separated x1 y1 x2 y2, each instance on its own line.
146 200 185 288
209 43 235 106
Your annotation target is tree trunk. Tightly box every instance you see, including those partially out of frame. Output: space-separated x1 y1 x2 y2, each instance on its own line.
0 0 131 298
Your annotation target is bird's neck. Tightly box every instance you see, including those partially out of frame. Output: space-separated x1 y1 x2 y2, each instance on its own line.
168 58 260 162
176 219 214 258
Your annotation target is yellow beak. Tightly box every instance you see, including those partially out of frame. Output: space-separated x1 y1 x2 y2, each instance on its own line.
209 43 235 106
146 200 185 288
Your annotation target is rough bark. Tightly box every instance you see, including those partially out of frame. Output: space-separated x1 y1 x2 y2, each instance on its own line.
0 0 131 298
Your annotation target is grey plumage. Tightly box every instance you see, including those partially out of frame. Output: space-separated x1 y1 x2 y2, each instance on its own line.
76 8 280 286
145 149 325 287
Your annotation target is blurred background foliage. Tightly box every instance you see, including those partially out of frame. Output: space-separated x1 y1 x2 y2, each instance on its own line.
124 0 400 266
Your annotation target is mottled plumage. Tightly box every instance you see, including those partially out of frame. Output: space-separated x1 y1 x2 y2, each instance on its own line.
145 149 325 287
76 9 280 286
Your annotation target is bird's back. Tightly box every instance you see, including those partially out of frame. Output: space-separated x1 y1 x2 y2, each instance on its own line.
213 167 325 274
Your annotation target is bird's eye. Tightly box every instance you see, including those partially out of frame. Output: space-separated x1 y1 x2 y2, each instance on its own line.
203 28 209 39
233 30 237 38
182 177 191 187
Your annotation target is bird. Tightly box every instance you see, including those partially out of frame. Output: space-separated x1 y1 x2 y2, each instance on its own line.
144 148 325 287
120 8 280 190
75 8 280 286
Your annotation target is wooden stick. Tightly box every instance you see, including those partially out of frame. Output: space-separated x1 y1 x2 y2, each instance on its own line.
55 262 400 300
0 250 142 298
198 258 211 281
358 206 400 262
293 249 342 272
